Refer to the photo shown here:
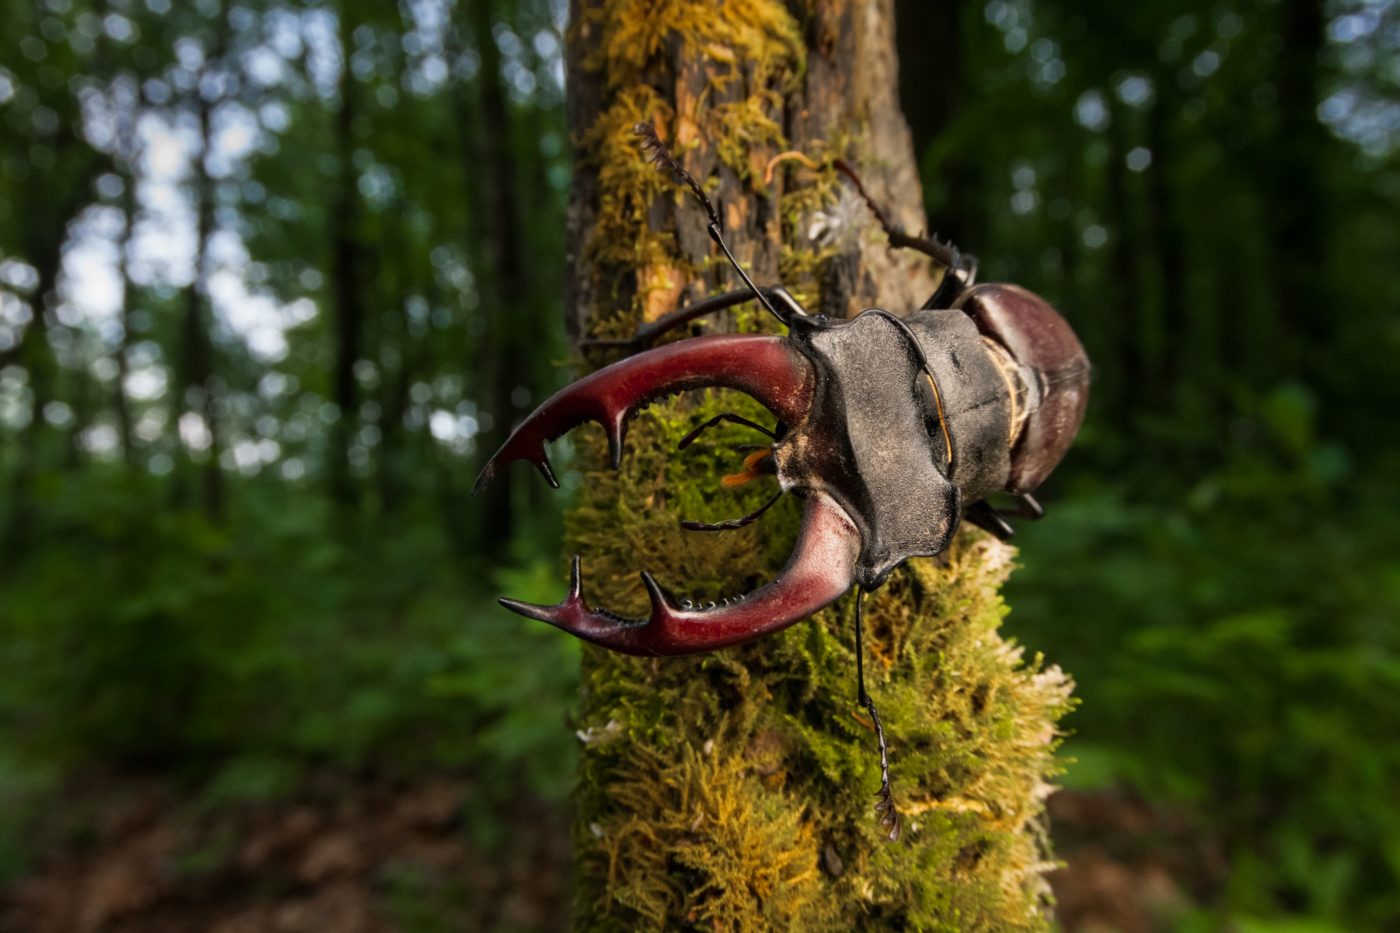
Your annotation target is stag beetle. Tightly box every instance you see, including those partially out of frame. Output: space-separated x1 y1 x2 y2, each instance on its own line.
474 125 1089 839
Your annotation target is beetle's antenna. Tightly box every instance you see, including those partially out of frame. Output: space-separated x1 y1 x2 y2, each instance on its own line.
634 123 786 325
680 490 782 532
833 159 967 273
832 160 980 310
677 412 777 450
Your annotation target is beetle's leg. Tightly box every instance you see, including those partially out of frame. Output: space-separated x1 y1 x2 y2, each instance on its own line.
1012 493 1045 520
678 412 776 450
834 158 968 269
966 494 1045 541
675 413 780 527
580 289 755 351
965 500 1015 541
580 286 813 353
679 408 776 485
921 257 979 312
854 587 901 842
833 159 977 309
681 490 782 532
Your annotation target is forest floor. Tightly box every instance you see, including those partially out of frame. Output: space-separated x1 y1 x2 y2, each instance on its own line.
0 776 1214 932
0 772 572 933
1048 790 1226 933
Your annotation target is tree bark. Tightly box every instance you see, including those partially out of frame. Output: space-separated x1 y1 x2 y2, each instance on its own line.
562 1 1072 928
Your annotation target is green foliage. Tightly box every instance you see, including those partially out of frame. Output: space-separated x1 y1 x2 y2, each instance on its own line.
1008 415 1400 926
0 468 579 878
381 863 472 933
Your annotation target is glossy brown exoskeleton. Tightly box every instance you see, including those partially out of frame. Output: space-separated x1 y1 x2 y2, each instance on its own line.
474 125 1089 839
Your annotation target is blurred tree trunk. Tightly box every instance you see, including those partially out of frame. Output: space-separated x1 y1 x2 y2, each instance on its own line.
376 201 412 515
466 0 526 552
894 0 982 251
7 210 62 518
62 358 92 470
563 1 1072 928
1145 90 1187 417
172 65 225 521
112 152 137 468
100 1 139 468
1105 102 1142 429
329 0 365 514
0 108 103 564
1265 0 1330 373
10 123 98 468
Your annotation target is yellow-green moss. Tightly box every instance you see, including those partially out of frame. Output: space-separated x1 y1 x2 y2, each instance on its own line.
578 87 679 274
581 0 805 93
582 742 826 930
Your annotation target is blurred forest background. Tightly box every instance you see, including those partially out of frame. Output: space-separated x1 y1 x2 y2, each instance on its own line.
0 0 1397 930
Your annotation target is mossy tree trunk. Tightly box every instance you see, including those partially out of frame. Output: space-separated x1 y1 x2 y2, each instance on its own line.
562 1 1073 928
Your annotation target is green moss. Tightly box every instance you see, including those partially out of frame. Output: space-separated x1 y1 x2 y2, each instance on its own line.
581 0 804 93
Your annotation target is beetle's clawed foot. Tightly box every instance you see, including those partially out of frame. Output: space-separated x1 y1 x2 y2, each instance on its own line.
874 778 901 843
858 691 901 843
